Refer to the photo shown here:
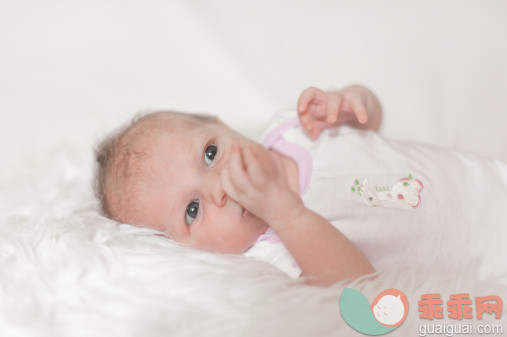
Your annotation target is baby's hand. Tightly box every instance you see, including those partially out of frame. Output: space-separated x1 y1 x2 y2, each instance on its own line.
297 86 369 140
220 143 301 229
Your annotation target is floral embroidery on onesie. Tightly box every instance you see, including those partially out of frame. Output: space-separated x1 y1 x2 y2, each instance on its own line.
351 174 423 208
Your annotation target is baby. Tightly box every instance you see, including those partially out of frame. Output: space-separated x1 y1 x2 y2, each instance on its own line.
95 85 507 287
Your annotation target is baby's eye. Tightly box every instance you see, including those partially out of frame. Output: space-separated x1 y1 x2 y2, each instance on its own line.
185 200 199 225
204 144 217 166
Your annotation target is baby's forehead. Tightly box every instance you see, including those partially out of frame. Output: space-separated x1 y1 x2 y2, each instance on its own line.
133 112 194 134
124 113 196 148
132 114 202 170
122 110 218 175
112 113 191 184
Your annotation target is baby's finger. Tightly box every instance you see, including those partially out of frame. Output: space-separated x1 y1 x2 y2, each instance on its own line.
227 145 251 194
302 104 323 132
220 167 240 203
326 93 343 124
299 113 312 130
297 87 322 114
242 145 268 188
350 96 368 124
310 127 322 140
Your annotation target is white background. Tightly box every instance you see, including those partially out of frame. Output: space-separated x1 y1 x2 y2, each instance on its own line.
1 0 506 186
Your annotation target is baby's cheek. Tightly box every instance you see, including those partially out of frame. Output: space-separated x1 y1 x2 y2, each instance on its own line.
195 228 253 254
223 232 258 254
225 225 266 254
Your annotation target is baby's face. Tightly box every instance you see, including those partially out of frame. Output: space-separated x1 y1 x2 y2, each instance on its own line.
134 115 269 254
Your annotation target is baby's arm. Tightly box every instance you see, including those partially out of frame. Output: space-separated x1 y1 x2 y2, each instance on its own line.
220 143 374 286
297 85 383 140
272 203 375 286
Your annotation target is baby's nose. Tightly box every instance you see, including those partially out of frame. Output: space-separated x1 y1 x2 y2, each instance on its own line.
204 173 227 207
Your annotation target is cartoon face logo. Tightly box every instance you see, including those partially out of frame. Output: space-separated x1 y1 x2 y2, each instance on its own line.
371 290 409 326
340 288 409 335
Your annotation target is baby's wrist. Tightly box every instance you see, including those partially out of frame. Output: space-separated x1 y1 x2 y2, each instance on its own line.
267 197 307 233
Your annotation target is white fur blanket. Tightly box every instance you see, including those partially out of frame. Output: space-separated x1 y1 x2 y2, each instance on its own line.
1 150 505 337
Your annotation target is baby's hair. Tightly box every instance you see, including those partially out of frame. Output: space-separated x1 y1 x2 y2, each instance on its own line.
93 110 217 222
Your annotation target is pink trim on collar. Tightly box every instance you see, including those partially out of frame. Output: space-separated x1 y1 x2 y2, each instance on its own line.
263 117 312 197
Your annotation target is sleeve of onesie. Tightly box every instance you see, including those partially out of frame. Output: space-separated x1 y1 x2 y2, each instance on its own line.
243 238 302 279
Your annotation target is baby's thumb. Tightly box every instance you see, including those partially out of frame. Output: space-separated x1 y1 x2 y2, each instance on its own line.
220 168 240 203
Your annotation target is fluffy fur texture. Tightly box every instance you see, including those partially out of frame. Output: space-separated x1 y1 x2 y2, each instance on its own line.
1 150 505 337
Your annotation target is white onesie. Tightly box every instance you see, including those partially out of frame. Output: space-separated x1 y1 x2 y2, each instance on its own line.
244 110 507 283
